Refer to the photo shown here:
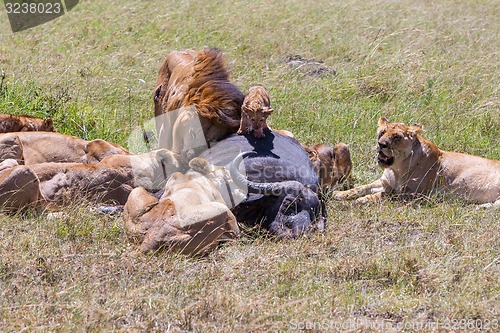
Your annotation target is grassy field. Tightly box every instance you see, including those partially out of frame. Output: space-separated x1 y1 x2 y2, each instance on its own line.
1 0 499 331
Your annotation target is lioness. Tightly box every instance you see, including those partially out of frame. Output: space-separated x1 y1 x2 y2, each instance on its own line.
0 132 129 165
30 149 182 208
124 157 240 256
333 117 500 208
0 114 55 133
238 85 274 138
0 149 183 212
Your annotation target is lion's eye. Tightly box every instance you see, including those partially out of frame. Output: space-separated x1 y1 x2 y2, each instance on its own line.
378 131 385 138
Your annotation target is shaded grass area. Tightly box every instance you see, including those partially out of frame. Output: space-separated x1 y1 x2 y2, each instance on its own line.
0 0 499 331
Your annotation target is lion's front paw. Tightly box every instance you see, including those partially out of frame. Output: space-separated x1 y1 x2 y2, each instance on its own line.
355 193 382 204
331 190 353 201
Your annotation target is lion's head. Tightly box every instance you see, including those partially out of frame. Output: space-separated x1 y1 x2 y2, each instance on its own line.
242 86 273 136
303 142 352 191
376 117 422 168
39 118 55 132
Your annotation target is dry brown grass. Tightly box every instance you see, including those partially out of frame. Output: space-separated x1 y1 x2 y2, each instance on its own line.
1 200 498 331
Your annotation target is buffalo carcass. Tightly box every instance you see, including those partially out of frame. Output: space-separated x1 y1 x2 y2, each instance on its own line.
199 129 326 238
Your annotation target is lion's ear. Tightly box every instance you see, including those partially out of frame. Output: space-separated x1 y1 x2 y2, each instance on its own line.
304 146 319 162
263 107 274 116
378 117 389 126
43 118 54 131
408 124 423 136
154 84 162 102
189 157 214 174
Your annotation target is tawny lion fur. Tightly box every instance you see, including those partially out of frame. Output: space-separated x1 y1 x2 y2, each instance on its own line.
0 165 41 211
238 85 274 138
0 114 55 133
333 117 500 208
154 48 245 147
304 142 352 191
0 132 129 165
0 150 182 211
124 157 239 256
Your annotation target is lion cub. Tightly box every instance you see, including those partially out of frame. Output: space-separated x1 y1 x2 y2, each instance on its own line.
333 117 500 208
238 85 274 138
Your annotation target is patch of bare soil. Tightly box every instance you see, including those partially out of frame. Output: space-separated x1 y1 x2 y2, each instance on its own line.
283 55 336 77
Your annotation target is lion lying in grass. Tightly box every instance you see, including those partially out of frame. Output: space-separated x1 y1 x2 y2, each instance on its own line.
124 157 240 256
333 117 500 208
0 150 182 211
0 132 129 165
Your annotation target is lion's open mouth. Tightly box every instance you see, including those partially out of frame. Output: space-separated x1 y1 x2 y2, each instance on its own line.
377 151 394 166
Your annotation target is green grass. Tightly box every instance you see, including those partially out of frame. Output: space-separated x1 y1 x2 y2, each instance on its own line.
0 0 499 331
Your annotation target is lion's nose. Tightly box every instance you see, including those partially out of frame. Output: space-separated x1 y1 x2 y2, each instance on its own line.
378 141 388 149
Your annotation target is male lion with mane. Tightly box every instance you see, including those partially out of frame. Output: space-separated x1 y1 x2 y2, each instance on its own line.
333 117 500 208
154 48 244 151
